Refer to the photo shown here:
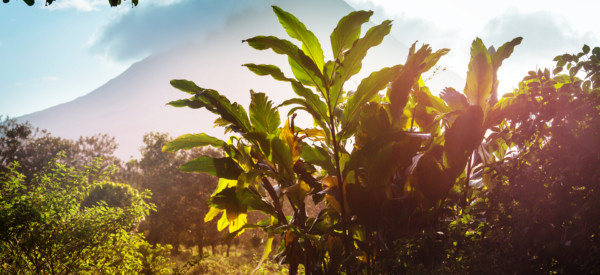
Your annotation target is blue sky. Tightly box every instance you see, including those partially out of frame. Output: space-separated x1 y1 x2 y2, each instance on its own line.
1 0 598 117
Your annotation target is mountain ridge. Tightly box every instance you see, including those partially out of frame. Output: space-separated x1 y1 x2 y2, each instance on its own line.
19 0 463 160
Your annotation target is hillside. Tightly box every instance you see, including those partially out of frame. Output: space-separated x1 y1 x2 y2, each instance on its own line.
19 0 462 160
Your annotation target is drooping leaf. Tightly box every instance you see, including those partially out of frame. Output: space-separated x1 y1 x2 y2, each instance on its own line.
180 156 244 180
170 80 252 134
244 36 325 90
243 63 293 82
272 6 325 70
444 105 484 176
342 65 402 137
170 79 206 95
330 10 373 60
463 38 493 108
300 143 335 175
162 133 226 152
249 91 280 134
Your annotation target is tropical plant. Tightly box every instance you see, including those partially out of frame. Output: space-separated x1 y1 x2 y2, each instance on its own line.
164 6 521 274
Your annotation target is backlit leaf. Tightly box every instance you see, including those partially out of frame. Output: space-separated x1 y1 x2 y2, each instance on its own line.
464 38 493 108
250 91 280 134
162 133 225 152
331 10 373 60
273 6 325 70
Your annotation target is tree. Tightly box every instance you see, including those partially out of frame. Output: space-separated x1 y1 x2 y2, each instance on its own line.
125 132 222 255
163 6 520 274
2 0 138 7
0 155 171 274
0 117 120 181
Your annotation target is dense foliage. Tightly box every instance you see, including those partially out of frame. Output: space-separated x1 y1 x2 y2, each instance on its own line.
0 117 119 180
0 156 171 274
124 132 223 255
166 6 600 274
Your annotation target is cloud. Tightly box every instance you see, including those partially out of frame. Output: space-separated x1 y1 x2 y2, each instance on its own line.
481 9 597 60
88 0 256 62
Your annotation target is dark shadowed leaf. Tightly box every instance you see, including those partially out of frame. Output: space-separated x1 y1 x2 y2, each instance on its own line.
180 156 244 180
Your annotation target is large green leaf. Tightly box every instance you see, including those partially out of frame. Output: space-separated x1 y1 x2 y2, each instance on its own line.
180 156 244 180
170 79 206 95
272 6 325 70
269 137 295 181
244 36 325 91
336 20 392 84
341 65 402 137
388 44 449 120
300 144 335 176
249 91 280 134
289 81 330 125
464 38 493 108
488 37 522 106
412 153 449 202
444 105 484 176
243 63 293 82
330 10 373 60
162 133 226 152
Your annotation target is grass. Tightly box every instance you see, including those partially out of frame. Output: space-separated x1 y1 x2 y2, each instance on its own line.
169 244 295 274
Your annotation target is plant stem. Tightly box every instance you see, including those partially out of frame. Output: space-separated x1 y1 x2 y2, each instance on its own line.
462 153 473 209
261 177 286 224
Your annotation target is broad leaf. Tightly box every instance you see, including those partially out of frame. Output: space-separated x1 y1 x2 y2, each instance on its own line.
180 156 244 180
336 20 392 85
249 91 280 134
162 133 225 152
331 10 373 60
243 63 293 82
244 36 325 91
488 37 522 106
273 6 325 70
342 65 402 138
444 105 484 176
464 38 493 108
171 80 251 134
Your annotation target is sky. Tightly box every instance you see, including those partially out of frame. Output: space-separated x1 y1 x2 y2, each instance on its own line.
1 0 598 117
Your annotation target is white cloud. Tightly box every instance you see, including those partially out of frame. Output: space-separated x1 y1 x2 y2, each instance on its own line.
88 0 256 62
